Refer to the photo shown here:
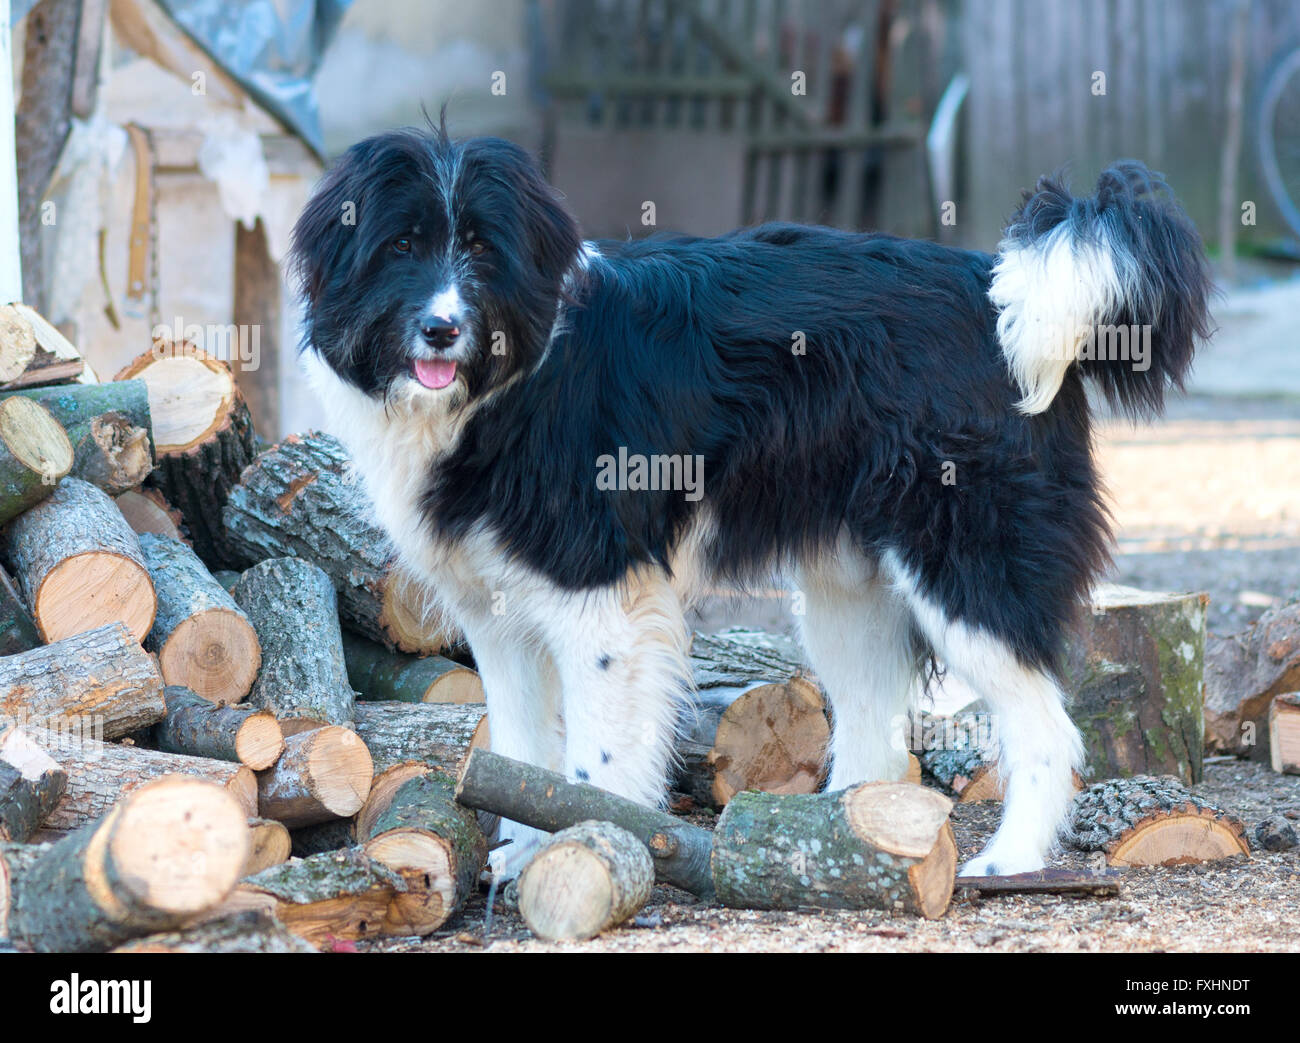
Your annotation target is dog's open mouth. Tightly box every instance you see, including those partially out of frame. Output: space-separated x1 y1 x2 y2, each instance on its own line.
413 358 457 389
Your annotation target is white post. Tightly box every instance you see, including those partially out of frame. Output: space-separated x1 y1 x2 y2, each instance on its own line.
0 0 22 303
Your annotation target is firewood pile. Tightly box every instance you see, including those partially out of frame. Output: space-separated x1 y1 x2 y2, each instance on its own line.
0 316 1292 953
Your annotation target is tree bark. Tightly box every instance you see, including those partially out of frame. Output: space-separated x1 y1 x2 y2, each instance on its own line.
10 380 156 479
140 534 261 705
5 775 249 952
517 821 653 941
116 343 257 566
0 395 73 525
711 783 956 917
115 487 186 542
1205 600 1300 761
1067 774 1250 866
343 630 482 704
0 563 40 656
0 725 67 842
354 700 486 774
915 712 1003 802
255 726 373 828
233 556 356 730
151 686 283 770
112 909 315 953
222 432 454 653
5 477 156 642
244 817 291 877
1269 693 1300 775
0 622 165 739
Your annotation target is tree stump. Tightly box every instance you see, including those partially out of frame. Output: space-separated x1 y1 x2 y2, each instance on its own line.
675 630 828 807
222 432 453 653
140 534 261 705
5 776 249 952
0 622 165 739
711 784 957 917
354 700 486 774
255 726 373 828
344 631 482 704
116 342 257 566
517 821 653 941
0 394 72 525
1062 585 1208 784
1067 775 1250 866
233 557 356 730
1269 693 1300 775
0 725 67 842
5 477 156 643
151 686 283 770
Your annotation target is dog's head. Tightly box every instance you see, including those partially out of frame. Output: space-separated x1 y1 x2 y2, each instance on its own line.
290 124 581 406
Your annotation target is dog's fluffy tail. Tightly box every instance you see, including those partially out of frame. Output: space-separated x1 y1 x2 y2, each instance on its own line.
988 161 1212 418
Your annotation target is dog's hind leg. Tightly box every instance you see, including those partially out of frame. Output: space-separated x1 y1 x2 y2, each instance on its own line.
794 539 918 790
883 550 1084 876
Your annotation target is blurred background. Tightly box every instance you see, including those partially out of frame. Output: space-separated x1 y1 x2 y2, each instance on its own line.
13 0 1300 634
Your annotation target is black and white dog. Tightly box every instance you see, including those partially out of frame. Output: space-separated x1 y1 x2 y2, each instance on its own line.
291 124 1211 879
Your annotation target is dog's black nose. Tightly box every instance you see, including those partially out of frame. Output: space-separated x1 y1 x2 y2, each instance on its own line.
420 315 460 349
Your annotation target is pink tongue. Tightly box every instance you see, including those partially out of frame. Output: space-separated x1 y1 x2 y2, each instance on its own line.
414 358 457 389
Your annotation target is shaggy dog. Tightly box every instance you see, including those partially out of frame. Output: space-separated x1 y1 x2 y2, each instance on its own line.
290 124 1211 878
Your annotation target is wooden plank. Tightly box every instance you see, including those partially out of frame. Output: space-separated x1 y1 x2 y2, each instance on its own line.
232 217 280 439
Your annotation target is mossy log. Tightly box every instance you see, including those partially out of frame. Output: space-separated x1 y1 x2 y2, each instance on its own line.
1066 774 1250 866
1205 600 1300 760
233 557 356 730
915 712 1004 802
4 775 249 952
140 535 261 705
244 817 292 876
5 477 156 643
343 630 482 704
0 564 39 656
28 726 257 837
203 847 415 947
9 379 154 455
222 432 453 654
711 784 957 917
353 700 486 774
112 909 316 953
357 768 486 935
152 686 283 770
518 821 653 941
456 747 715 897
0 622 165 739
676 630 828 807
0 394 73 525
1268 693 1300 775
115 487 186 541
255 726 373 828
0 725 67 842
116 343 257 566
1062 585 1208 784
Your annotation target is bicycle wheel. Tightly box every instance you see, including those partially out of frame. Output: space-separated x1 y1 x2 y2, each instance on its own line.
1259 47 1300 240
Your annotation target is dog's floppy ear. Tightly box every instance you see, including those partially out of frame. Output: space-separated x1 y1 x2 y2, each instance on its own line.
289 147 365 306
516 155 581 286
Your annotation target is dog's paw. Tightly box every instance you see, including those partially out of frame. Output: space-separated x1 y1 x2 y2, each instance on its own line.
959 845 1045 878
487 822 548 882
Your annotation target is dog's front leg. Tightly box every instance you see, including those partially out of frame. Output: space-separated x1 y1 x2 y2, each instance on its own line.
539 573 690 810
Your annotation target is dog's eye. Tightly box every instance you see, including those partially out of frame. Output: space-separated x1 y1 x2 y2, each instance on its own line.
469 239 488 256
392 237 412 254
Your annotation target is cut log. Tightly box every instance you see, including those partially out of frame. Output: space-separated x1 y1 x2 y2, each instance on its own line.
115 343 256 565
0 840 48 940
9 381 154 493
1067 775 1250 866
354 700 486 774
113 909 316 953
1206 601 1300 760
344 631 482 704
27 726 257 837
244 817 292 876
4 775 249 952
1062 585 1208 784
0 622 165 739
517 821 653 941
0 394 73 525
256 726 373 828
357 768 486 935
140 535 261 705
0 563 39 656
711 784 956 917
0 304 85 387
0 725 67 842
0 304 37 383
456 748 715 897
290 817 357 858
152 686 283 770
233 557 356 730
204 847 414 946
115 487 186 541
222 432 453 653
5 477 156 643
676 630 827 807
1268 693 1300 775
916 712 1003 802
